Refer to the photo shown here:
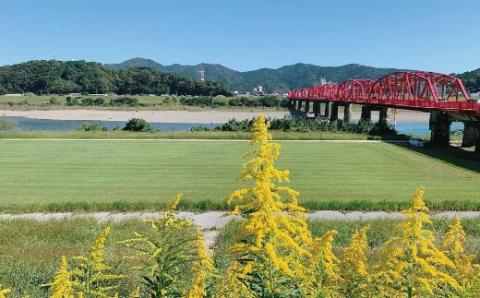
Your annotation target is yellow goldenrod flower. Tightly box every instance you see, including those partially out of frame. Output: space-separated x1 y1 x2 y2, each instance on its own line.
377 187 460 297
168 193 183 210
442 216 477 294
48 256 75 298
338 225 372 297
223 115 330 297
70 227 123 297
184 228 215 298
0 285 10 298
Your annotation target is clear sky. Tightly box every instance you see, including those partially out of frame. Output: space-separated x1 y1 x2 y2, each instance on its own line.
1 0 479 73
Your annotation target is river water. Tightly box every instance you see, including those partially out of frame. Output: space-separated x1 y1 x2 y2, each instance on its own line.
0 116 218 132
0 116 464 136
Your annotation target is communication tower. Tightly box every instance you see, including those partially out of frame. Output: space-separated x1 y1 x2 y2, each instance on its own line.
198 70 205 81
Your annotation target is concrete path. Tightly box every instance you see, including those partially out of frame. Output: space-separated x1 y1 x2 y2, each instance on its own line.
2 210 479 227
2 210 479 249
2 210 478 225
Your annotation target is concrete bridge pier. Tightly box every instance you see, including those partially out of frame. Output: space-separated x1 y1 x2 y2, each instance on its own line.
290 100 296 109
304 100 311 114
313 102 321 118
378 107 389 126
429 111 451 145
462 121 480 151
360 106 372 122
343 103 351 124
323 102 330 118
477 135 480 153
329 102 339 122
296 100 303 111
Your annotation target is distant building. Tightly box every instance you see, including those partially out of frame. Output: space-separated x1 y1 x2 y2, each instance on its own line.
253 85 264 96
4 93 24 97
67 93 82 97
470 92 480 100
88 93 109 97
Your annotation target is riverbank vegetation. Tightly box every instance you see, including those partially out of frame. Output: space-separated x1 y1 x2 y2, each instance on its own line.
0 94 288 110
194 117 398 137
2 116 480 297
4 214 480 297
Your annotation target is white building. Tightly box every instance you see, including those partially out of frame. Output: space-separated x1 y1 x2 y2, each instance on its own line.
253 85 264 96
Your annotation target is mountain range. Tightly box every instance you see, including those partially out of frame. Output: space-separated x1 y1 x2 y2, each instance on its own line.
106 58 409 93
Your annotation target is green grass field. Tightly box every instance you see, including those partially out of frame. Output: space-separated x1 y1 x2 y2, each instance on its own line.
0 139 479 211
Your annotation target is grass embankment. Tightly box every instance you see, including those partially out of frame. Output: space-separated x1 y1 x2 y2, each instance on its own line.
3 217 480 297
0 140 478 212
0 220 144 297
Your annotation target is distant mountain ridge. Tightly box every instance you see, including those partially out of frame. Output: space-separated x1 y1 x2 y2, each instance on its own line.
106 58 409 93
0 60 230 96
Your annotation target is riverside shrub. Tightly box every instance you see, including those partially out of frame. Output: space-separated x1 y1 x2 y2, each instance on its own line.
203 116 398 136
122 118 152 132
3 114 480 297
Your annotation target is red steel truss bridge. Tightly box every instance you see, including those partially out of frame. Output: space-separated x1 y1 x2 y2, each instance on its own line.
287 71 480 150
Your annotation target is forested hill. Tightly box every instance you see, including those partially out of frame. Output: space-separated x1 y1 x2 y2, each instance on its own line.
107 58 408 93
0 60 230 96
457 68 480 93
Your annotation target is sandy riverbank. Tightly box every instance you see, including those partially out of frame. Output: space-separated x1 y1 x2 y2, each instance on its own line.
0 109 430 123
0 110 291 123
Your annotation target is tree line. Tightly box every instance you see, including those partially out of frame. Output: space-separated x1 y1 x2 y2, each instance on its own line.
458 68 480 93
0 60 231 96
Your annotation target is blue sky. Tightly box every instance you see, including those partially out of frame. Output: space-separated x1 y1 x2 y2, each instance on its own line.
1 0 479 73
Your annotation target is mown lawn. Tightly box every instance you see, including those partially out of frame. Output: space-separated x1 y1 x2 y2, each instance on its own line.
0 139 479 211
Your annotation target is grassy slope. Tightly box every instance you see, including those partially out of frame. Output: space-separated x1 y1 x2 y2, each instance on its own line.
0 220 144 297
3 217 480 297
0 140 478 211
